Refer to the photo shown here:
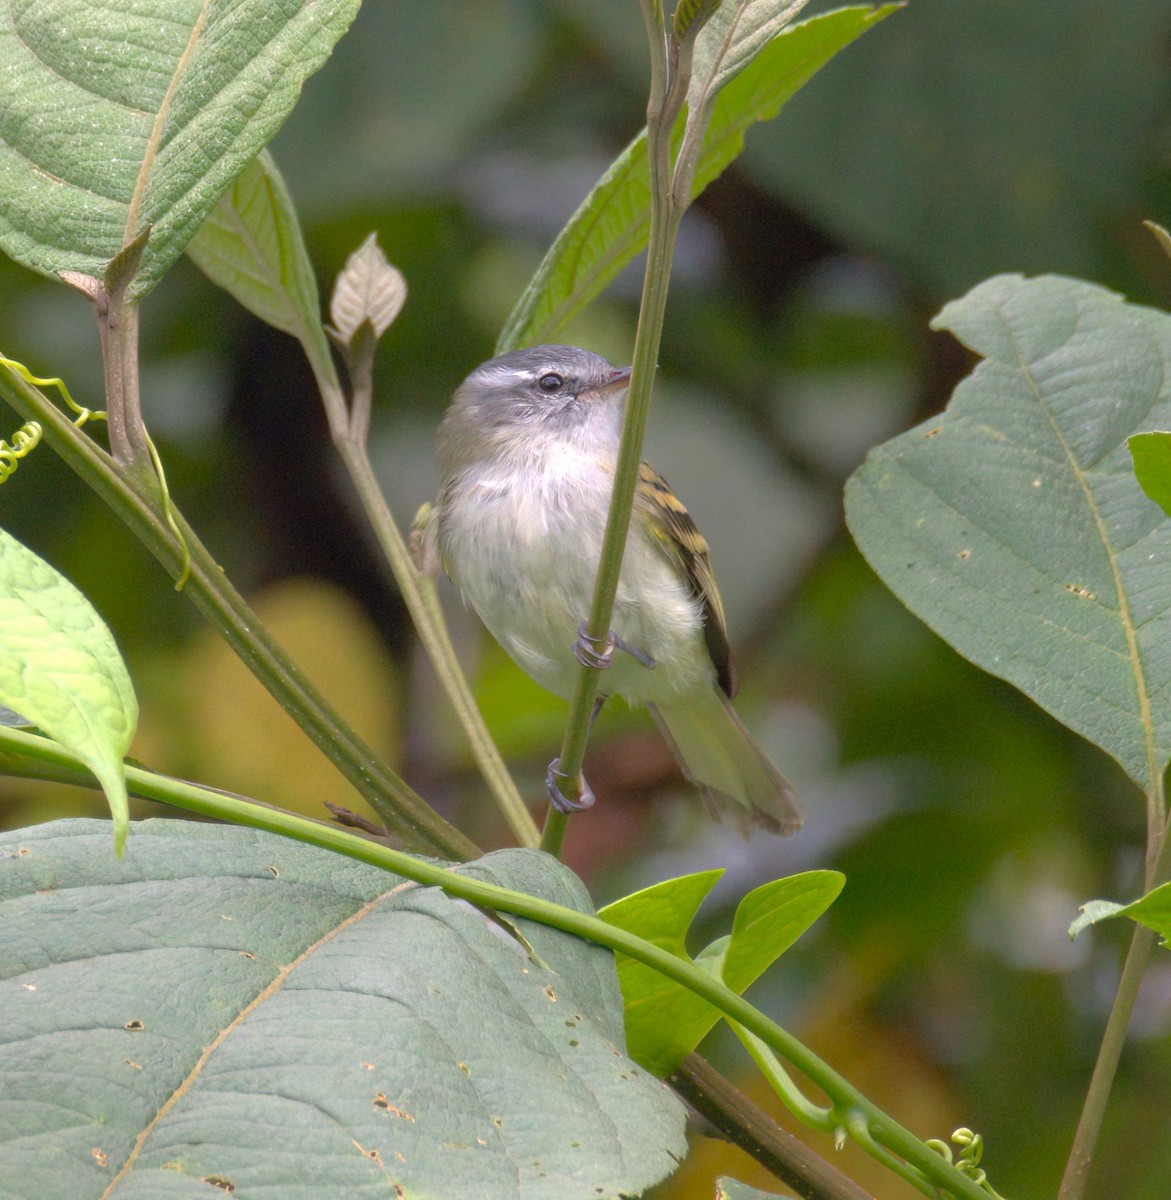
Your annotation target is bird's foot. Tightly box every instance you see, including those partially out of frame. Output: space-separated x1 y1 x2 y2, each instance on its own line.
545 758 596 813
574 622 656 671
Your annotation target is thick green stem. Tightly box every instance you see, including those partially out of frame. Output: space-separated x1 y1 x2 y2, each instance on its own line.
307 324 539 849
334 437 540 848
541 2 688 848
0 365 477 861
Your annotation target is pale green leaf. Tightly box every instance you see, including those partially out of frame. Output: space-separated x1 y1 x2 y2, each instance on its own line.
496 5 895 352
0 531 136 852
600 870 724 1076
704 871 844 995
1069 899 1127 940
186 150 328 365
1128 431 1171 518
1070 885 1171 946
846 274 1171 792
0 820 687 1199
1121 882 1171 944
0 0 360 299
600 870 840 1076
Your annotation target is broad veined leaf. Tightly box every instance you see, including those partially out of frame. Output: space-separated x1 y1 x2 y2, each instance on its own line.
0 0 359 299
0 530 136 851
0 820 686 1200
496 4 895 352
846 274 1171 792
1070 883 1171 945
601 870 842 1076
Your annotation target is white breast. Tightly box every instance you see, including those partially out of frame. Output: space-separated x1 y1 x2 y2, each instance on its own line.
439 445 712 703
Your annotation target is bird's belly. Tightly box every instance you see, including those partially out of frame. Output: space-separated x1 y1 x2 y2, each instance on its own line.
442 468 712 703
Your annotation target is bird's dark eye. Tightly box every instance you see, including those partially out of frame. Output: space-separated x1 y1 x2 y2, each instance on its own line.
537 372 564 394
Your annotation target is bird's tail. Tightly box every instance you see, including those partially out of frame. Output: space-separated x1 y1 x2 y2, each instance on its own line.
648 689 803 837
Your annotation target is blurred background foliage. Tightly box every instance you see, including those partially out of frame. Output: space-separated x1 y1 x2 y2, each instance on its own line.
2 1 1170 1196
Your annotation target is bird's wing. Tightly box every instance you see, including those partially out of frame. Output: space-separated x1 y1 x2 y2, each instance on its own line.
635 462 736 698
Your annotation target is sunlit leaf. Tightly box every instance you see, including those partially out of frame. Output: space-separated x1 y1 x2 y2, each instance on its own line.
1128 431 1171 518
0 0 359 298
0 531 137 851
601 870 841 1076
847 274 1171 792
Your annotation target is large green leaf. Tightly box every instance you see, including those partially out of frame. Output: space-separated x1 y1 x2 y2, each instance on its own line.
846 274 1171 792
496 4 894 353
601 870 841 1076
0 0 359 299
0 530 136 851
0 820 686 1199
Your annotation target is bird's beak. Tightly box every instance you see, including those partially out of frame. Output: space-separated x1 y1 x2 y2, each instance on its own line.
580 365 632 404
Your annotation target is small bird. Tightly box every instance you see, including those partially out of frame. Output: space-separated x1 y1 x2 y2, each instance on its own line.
420 345 802 836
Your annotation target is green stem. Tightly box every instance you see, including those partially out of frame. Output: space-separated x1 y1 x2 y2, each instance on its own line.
542 0 688 844
1058 795 1171 1200
302 320 538 849
0 723 993 1200
0 365 477 861
333 436 540 848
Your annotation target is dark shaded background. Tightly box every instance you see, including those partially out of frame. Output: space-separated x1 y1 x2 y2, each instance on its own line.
2 2 1170 1195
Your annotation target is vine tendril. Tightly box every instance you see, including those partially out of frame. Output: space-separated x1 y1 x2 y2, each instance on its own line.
0 420 42 484
0 353 190 588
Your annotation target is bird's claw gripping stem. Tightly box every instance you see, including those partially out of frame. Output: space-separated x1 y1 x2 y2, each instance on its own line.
574 622 656 671
546 759 596 813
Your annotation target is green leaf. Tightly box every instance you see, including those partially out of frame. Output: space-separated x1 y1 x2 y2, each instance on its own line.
700 871 845 996
0 531 137 852
1069 899 1127 940
1128 431 1171 517
496 5 895 353
1070 884 1171 945
688 0 811 113
846 274 1171 792
0 0 360 299
600 870 724 1076
186 151 330 368
600 870 841 1076
0 820 687 1199
673 0 727 41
